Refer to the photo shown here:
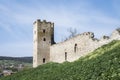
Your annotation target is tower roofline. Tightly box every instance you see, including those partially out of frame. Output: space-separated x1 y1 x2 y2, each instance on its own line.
33 19 54 25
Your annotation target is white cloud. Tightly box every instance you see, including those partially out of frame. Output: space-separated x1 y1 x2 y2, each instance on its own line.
0 0 120 56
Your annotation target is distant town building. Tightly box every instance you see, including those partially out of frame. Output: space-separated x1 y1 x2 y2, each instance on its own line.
17 64 24 71
3 70 13 76
0 73 3 77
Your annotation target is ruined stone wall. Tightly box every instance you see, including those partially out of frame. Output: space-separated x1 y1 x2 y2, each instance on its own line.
50 29 120 63
33 19 120 67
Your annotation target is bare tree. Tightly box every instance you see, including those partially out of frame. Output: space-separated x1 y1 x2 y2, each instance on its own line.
67 27 77 39
62 27 77 41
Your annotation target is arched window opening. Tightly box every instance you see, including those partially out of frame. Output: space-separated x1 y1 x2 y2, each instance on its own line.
43 58 45 63
43 38 46 41
74 43 77 53
65 52 67 61
43 29 45 33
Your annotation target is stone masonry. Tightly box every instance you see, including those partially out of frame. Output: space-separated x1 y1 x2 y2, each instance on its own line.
33 19 120 67
33 19 55 67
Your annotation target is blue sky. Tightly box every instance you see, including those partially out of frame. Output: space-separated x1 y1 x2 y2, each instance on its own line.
0 0 120 57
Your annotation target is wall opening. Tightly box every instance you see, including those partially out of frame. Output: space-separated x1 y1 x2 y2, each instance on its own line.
43 58 45 63
43 29 45 33
74 43 77 53
43 38 46 41
65 52 67 61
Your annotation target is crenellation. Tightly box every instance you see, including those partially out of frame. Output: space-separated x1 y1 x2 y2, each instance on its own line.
116 28 120 33
33 19 40 24
33 19 120 68
37 19 41 22
111 28 120 40
101 35 110 40
33 19 55 67
43 20 46 22
92 38 99 42
79 32 94 39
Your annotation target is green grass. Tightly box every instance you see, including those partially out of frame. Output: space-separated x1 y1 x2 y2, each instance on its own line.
1 40 120 80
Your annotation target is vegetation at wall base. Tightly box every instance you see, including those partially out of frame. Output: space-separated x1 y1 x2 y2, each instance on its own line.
1 40 120 80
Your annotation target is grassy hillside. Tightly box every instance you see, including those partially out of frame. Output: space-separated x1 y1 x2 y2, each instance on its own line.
1 40 120 80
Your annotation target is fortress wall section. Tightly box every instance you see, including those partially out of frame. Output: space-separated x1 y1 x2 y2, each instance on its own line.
50 30 120 63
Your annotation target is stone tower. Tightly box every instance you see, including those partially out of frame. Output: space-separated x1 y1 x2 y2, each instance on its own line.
33 19 55 67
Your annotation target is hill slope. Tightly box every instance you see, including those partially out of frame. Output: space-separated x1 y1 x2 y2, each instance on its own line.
1 40 120 80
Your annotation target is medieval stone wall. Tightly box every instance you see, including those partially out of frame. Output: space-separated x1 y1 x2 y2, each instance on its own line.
50 29 120 63
33 19 54 67
33 19 120 67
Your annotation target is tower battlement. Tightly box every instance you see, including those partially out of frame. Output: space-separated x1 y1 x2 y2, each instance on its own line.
33 19 120 68
33 19 55 67
33 19 54 26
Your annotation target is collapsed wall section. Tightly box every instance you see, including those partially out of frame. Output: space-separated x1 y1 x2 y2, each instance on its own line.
50 32 100 63
50 29 120 63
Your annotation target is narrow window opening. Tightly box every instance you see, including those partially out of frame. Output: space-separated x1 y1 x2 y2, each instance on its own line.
43 29 45 33
43 38 46 41
65 52 67 61
74 44 77 53
75 44 77 46
43 58 45 63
